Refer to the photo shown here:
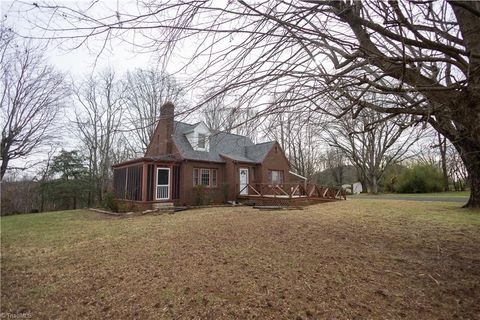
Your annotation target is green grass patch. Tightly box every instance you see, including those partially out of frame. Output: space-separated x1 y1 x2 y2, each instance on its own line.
353 199 480 226
356 191 469 198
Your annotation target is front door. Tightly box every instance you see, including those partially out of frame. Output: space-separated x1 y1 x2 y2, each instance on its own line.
239 168 249 195
156 168 170 200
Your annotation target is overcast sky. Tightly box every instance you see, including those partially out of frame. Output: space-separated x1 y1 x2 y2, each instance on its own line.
2 1 168 77
1 0 256 177
0 0 436 181
1 0 170 177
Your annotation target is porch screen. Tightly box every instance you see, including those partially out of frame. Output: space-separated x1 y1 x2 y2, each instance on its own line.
126 165 143 201
113 168 127 197
157 169 169 185
113 165 143 201
172 166 180 200
146 164 154 201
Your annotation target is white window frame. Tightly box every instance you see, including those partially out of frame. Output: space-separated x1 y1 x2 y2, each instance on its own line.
197 133 206 150
200 168 210 186
193 168 218 187
156 167 170 200
239 168 249 195
270 170 283 185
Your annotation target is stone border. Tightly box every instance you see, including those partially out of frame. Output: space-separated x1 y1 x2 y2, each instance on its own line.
89 208 161 217
179 204 246 210
89 204 243 217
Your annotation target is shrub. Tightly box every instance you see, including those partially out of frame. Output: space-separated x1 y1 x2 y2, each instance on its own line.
380 164 407 193
194 185 206 205
221 182 230 203
103 192 119 212
394 165 443 193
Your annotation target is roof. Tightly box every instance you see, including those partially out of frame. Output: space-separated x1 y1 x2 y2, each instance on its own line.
245 142 276 163
289 171 307 180
220 153 257 163
112 155 177 168
172 121 275 163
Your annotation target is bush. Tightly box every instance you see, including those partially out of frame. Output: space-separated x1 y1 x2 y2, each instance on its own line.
103 192 119 212
194 185 206 205
381 164 407 193
221 182 230 203
394 165 443 193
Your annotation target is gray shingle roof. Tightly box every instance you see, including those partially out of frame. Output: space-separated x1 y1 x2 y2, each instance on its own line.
245 142 276 162
219 153 257 163
172 121 274 163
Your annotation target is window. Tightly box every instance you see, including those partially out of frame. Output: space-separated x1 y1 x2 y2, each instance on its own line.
193 168 218 187
201 169 210 185
269 170 284 185
198 133 206 149
212 169 217 187
193 168 199 186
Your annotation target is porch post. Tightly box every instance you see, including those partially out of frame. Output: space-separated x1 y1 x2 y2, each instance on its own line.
142 162 148 202
169 164 173 200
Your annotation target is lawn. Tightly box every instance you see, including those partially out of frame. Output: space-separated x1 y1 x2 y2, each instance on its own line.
1 200 480 319
363 191 470 198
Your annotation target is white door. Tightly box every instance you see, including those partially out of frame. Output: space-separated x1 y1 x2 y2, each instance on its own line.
239 168 249 195
156 168 170 200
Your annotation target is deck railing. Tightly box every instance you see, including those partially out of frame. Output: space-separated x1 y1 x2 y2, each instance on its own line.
237 183 346 200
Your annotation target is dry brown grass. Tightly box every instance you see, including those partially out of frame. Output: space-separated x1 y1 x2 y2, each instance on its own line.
1 200 480 319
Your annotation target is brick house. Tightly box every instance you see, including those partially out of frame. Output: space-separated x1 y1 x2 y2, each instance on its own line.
112 102 291 207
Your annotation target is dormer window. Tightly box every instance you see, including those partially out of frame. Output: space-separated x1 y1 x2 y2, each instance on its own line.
185 121 210 151
198 133 206 149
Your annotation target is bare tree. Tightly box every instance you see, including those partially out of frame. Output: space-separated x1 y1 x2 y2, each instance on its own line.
123 69 185 153
35 145 57 212
202 94 235 132
0 27 67 180
327 110 421 194
202 95 262 142
263 108 324 178
415 129 470 192
73 69 124 203
447 144 468 191
16 1 480 206
437 133 449 192
322 148 348 187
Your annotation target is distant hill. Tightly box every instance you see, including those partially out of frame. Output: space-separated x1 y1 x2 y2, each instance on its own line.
311 165 358 186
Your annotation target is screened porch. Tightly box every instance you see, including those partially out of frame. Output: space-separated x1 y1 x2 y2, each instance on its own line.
112 159 180 203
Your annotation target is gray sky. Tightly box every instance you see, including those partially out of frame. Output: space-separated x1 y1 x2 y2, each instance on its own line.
1 0 164 177
2 0 159 76
1 0 252 178
0 0 436 182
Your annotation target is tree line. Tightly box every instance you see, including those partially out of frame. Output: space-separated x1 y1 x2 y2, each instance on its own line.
12 0 477 206
0 27 470 214
0 28 186 213
2 0 479 210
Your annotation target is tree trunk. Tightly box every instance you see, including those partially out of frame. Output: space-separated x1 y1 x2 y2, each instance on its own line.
430 96 480 208
40 190 45 212
449 135 480 208
461 152 480 208
371 176 378 194
438 133 449 192
0 154 9 180
367 176 378 195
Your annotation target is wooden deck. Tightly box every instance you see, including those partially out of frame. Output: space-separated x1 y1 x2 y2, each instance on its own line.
237 183 346 206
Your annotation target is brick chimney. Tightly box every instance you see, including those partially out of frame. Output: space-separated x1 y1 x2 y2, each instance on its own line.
145 102 175 157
